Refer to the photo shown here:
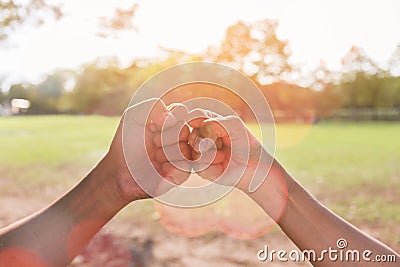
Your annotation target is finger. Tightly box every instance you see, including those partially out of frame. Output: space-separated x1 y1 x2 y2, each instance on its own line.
148 149 157 162
199 116 245 148
148 99 178 130
125 98 167 126
167 102 180 111
124 98 178 132
193 137 214 153
153 124 190 147
189 116 245 157
155 112 179 132
215 138 223 149
152 161 162 174
191 149 201 161
192 149 225 164
168 103 189 122
189 118 229 146
199 119 228 139
188 127 199 148
155 142 192 162
145 127 158 154
161 161 191 185
190 119 227 152
187 108 222 128
189 132 224 153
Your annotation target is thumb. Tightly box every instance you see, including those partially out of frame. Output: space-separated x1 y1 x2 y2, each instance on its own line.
125 98 177 130
192 116 247 153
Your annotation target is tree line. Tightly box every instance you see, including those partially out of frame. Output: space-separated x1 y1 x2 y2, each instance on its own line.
1 19 400 121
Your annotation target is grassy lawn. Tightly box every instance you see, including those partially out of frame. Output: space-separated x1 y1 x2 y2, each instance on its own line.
275 122 400 187
273 122 400 242
0 116 399 246
0 115 117 187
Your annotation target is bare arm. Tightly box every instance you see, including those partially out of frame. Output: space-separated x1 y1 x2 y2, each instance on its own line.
251 159 399 266
0 156 131 266
188 111 400 266
0 99 191 267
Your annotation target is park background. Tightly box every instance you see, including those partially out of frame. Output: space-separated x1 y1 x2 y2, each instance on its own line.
0 0 399 266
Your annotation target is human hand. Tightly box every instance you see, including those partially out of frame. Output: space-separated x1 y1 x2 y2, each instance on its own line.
105 99 192 202
187 108 273 193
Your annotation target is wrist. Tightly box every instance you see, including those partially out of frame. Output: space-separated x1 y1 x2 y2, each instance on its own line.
88 155 134 215
244 159 294 223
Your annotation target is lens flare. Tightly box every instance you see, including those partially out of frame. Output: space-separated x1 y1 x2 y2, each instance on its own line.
123 62 288 239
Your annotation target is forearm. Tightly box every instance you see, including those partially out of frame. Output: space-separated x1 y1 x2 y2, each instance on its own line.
249 159 400 266
0 155 130 266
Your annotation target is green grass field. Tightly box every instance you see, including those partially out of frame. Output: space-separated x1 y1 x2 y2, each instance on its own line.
1 116 399 247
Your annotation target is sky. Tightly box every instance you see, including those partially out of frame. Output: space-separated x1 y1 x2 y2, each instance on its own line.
1 0 400 88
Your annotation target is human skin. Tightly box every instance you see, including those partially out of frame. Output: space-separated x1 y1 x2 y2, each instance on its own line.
0 99 191 267
187 108 400 266
0 102 399 267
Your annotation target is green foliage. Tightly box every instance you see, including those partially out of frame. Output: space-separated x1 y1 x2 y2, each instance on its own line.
97 3 138 38
1 19 400 119
330 49 398 119
64 62 159 115
7 83 30 99
1 117 399 228
309 46 400 120
0 0 62 40
261 83 315 122
209 19 292 84
0 90 5 102
37 74 64 98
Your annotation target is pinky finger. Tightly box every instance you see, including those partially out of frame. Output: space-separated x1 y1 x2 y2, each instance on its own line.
161 161 191 185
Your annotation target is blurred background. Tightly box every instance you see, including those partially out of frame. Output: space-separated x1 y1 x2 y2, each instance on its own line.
0 0 399 266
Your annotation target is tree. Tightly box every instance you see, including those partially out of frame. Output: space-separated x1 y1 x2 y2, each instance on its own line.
309 62 343 119
7 83 30 99
24 73 65 114
393 77 400 110
37 73 64 98
261 83 315 123
67 63 132 114
207 19 292 84
0 89 6 103
0 0 62 41
97 3 139 38
341 46 382 78
388 43 400 77
338 46 392 119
